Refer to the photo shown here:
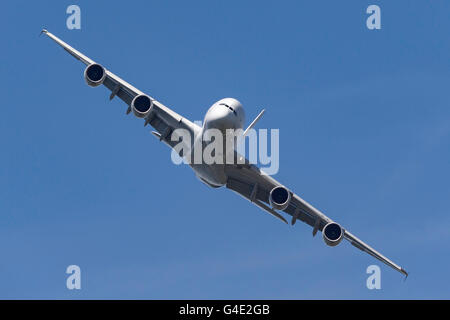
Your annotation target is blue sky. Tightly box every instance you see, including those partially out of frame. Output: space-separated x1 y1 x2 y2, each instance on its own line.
1 0 449 299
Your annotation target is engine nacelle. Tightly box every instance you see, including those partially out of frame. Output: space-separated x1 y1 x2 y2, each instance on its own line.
322 222 344 246
131 94 153 118
84 63 106 87
269 186 291 211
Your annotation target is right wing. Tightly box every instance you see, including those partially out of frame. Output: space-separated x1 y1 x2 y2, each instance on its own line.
41 29 200 149
225 157 408 278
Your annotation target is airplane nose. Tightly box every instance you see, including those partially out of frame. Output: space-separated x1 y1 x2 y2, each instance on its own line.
205 106 236 131
215 105 231 119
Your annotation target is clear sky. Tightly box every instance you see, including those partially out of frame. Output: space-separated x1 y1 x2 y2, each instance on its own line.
1 0 449 299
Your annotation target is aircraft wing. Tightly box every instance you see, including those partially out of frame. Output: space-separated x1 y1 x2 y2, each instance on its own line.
225 161 408 278
41 29 200 149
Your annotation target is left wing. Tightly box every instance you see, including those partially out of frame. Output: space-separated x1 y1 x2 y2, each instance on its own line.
41 29 200 150
225 160 408 278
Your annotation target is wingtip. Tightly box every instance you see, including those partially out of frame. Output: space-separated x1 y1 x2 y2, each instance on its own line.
401 268 409 281
40 28 48 36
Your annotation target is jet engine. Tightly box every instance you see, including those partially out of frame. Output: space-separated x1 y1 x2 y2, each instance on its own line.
131 94 153 118
84 63 106 87
322 222 344 246
269 186 291 211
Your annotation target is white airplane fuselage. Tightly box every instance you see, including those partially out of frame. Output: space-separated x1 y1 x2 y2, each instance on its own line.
187 98 245 188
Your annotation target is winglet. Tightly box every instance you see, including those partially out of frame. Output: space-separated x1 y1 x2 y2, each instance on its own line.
40 28 48 36
402 269 409 281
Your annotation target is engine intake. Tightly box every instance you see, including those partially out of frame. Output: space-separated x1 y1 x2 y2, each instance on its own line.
131 94 153 118
269 186 291 211
322 222 344 246
84 63 106 87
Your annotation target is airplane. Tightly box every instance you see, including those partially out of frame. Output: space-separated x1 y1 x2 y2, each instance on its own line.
41 29 408 278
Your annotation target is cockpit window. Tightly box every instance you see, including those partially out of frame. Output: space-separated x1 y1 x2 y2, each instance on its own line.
219 103 237 116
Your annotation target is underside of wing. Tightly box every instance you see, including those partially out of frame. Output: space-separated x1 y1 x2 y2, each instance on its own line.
225 162 330 231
